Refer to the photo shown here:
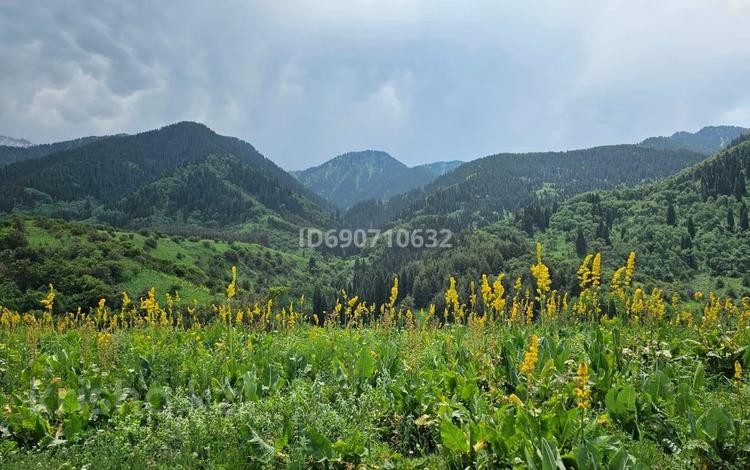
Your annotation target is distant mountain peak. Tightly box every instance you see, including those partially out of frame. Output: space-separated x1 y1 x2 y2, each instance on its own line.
640 125 747 155
0 135 33 148
293 150 450 209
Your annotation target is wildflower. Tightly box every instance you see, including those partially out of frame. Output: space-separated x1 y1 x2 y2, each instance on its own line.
389 277 399 308
648 288 665 321
481 274 492 309
611 267 626 300
629 288 645 319
574 361 591 409
348 296 359 307
40 284 55 315
735 361 743 382
445 277 459 313
624 252 636 287
514 277 522 291
530 242 551 298
591 253 601 287
545 291 558 320
227 266 237 300
519 335 539 376
122 292 131 310
577 255 593 289
492 274 506 314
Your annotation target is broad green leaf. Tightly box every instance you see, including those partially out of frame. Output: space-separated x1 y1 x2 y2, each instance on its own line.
440 419 469 454
540 438 566 470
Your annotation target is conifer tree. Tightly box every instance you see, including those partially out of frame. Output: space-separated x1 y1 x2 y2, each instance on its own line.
575 227 587 257
666 203 676 226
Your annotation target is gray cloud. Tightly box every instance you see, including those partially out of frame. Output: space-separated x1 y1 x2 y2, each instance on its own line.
1 0 749 169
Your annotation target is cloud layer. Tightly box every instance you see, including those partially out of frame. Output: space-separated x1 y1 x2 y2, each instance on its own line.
1 0 749 168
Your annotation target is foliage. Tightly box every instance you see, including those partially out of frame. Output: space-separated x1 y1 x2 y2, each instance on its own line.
0 122 334 248
2 249 750 468
0 216 350 312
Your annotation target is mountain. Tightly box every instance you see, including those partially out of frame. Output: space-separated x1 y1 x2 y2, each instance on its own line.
540 131 750 290
640 125 747 155
350 132 750 308
0 136 103 167
0 135 32 147
344 144 709 232
414 160 463 177
292 150 441 209
0 122 333 247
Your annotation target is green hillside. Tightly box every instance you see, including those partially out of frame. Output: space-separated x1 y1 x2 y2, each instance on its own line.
0 216 350 312
344 144 708 232
351 134 750 308
0 122 334 249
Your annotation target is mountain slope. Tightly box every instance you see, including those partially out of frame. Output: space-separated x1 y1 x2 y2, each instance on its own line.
0 136 102 167
355 133 750 308
346 144 709 231
0 135 32 148
292 150 439 209
543 132 750 289
414 160 463 177
0 122 333 246
640 125 746 155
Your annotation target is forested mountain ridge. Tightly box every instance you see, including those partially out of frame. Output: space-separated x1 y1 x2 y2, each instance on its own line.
640 125 747 155
0 135 33 148
348 132 750 309
292 150 454 209
414 160 463 176
344 144 708 232
0 135 102 166
544 131 750 289
0 122 334 246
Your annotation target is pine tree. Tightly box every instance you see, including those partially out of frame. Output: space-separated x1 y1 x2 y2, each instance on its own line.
575 227 587 257
734 172 747 200
312 286 326 317
740 204 749 231
687 216 696 238
727 207 735 232
666 203 676 226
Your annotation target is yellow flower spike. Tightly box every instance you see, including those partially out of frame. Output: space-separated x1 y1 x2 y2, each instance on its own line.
519 335 539 376
227 266 237 300
574 361 591 409
735 361 743 382
624 252 636 287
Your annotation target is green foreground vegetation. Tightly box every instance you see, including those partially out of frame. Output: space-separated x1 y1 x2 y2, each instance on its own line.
1 253 749 468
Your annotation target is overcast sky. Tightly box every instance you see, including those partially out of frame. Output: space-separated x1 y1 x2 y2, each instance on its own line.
1 1 749 169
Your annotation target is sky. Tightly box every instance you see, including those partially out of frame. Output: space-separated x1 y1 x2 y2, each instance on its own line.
1 1 749 170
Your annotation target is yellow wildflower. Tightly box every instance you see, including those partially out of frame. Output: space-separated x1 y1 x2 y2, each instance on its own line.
519 335 539 376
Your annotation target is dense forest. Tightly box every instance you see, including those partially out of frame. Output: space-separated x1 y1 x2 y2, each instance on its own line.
0 135 102 166
0 123 335 248
346 134 750 310
342 144 708 233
